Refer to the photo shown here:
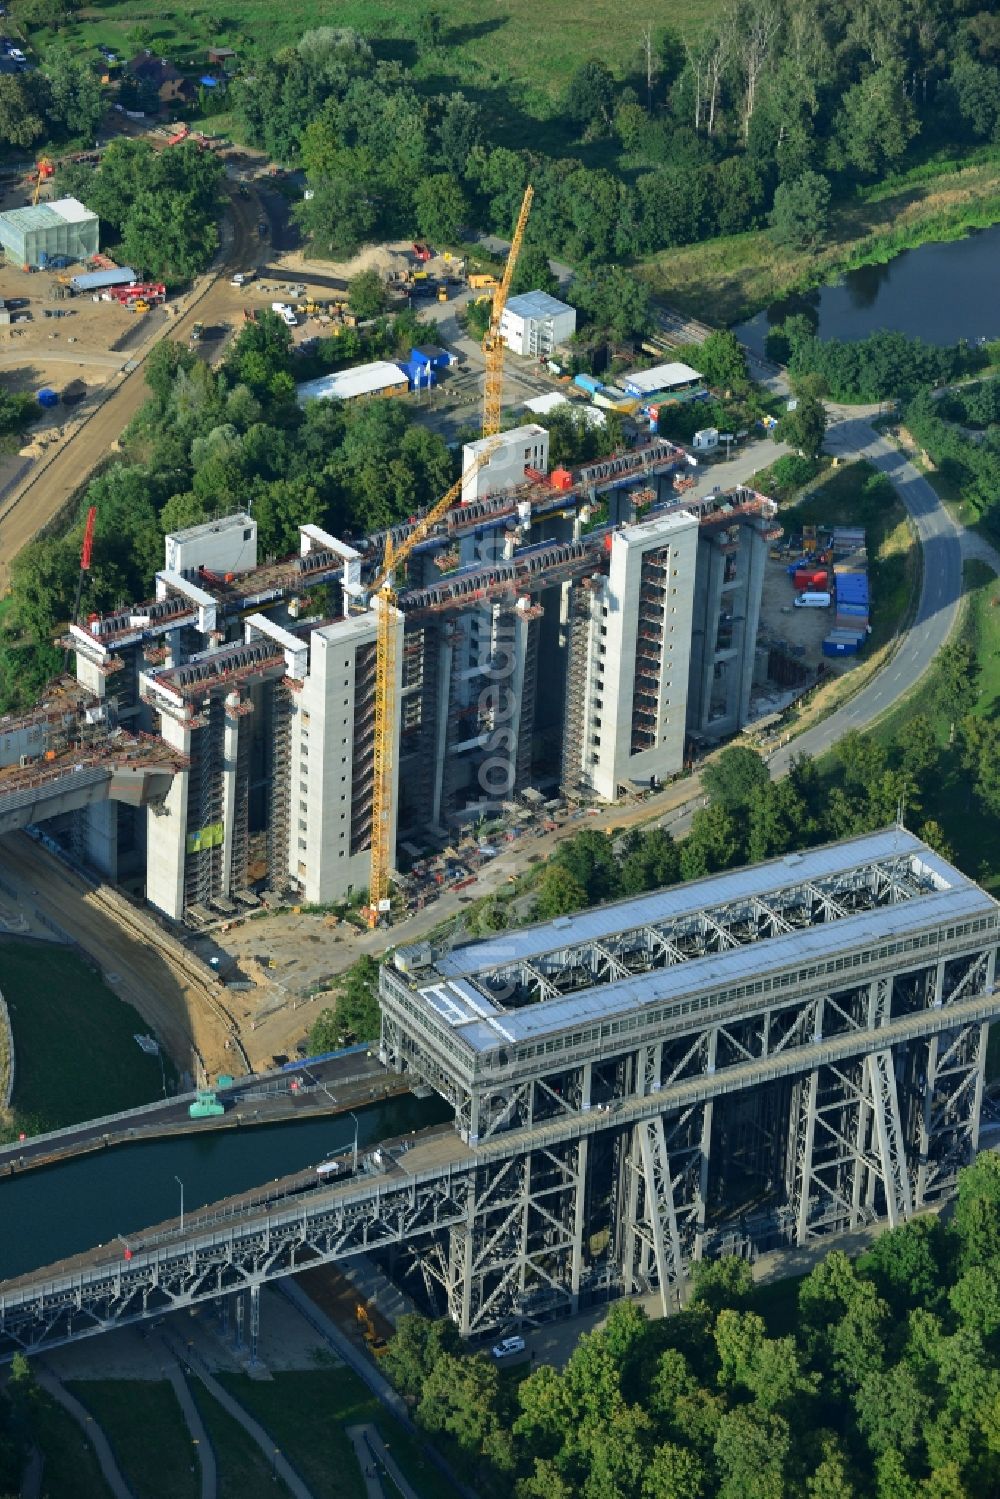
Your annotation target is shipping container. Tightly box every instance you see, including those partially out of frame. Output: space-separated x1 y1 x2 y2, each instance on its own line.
573 373 604 395
823 636 861 657
794 569 828 590
70 266 138 292
836 601 869 617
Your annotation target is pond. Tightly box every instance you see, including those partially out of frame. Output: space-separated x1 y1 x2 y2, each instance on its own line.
735 223 1000 357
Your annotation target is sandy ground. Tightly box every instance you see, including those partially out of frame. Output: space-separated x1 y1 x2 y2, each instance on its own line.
757 552 855 682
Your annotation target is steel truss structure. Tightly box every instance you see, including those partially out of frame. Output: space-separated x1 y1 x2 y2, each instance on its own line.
3 833 1000 1356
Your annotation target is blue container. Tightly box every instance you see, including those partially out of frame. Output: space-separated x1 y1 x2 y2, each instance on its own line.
823 636 861 657
573 374 603 395
37 387 58 408
837 601 869 617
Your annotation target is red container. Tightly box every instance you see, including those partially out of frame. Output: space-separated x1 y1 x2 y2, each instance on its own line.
794 569 828 590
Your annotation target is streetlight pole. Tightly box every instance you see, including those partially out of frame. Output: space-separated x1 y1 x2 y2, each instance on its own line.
175 1175 184 1232
349 1112 359 1174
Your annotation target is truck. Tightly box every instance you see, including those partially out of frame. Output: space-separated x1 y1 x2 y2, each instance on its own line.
271 301 297 327
70 266 138 293
468 273 498 291
412 241 432 261
794 591 831 608
230 270 256 286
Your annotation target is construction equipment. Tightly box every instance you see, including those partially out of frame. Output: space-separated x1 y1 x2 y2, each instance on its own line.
364 443 499 927
363 190 533 927
355 1303 389 1357
481 184 533 437
32 158 54 207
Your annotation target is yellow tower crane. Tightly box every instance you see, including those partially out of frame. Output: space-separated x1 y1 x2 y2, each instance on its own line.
365 187 534 927
481 184 534 437
365 444 497 927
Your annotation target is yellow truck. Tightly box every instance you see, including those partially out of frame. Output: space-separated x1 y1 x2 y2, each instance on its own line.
468 273 498 291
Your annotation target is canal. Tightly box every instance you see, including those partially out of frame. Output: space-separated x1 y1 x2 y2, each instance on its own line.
736 222 1000 356
0 1091 451 1283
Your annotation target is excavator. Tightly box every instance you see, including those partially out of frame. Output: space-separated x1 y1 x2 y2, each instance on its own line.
355 1302 389 1358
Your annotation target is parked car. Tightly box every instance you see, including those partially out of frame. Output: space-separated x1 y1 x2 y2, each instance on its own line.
491 1336 526 1360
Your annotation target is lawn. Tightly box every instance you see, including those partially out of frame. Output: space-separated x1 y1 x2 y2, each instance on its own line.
189 1381 294 1499
27 0 719 118
216 1368 464 1499
66 1380 198 1499
0 940 175 1142
30 1388 113 1499
641 151 1000 324
868 558 1000 889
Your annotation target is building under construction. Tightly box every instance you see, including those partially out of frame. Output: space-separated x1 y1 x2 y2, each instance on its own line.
3 433 779 921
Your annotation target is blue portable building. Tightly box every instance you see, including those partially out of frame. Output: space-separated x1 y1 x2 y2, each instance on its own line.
402 344 452 390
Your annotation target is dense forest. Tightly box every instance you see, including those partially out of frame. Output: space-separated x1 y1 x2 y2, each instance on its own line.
381 1152 1000 1498
228 0 1000 272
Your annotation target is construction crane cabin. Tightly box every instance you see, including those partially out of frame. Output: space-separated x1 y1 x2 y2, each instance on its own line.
364 185 534 928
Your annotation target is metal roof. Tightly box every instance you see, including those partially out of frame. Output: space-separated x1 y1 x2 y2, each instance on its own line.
622 361 701 395
0 198 97 234
418 881 997 1055
503 290 574 323
296 362 408 403
436 829 961 981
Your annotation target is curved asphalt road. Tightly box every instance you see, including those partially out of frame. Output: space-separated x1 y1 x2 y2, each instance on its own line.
768 411 964 776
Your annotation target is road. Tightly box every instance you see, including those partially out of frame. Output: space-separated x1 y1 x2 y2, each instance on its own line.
768 410 964 774
0 1051 396 1175
0 185 261 588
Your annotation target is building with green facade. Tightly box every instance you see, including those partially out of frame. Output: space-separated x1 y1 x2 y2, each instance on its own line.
0 198 99 269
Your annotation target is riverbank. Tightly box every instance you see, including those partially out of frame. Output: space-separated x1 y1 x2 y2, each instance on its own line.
641 150 1000 326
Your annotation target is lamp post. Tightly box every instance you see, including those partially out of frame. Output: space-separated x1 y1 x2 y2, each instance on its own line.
175 1175 185 1232
349 1112 359 1174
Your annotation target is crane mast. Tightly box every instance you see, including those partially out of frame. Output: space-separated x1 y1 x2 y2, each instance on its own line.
481 185 534 437
365 186 534 926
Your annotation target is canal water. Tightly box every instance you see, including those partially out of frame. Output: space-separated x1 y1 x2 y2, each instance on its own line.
0 1092 451 1283
736 222 1000 357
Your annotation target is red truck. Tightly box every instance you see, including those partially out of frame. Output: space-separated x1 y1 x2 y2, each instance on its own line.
412 242 432 261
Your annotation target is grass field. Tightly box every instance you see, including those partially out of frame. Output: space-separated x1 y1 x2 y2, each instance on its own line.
66 1381 199 1499
642 152 1000 324
28 0 717 114
216 1368 464 1499
868 558 1000 890
29 1389 113 1499
0 940 175 1141
189 1382 294 1499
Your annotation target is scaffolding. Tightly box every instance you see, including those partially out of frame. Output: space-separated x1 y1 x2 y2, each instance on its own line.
561 580 595 797
267 681 293 890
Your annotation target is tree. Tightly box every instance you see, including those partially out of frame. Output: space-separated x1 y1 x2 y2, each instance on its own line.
832 64 919 177
534 864 589 919
0 75 44 149
334 955 380 1041
619 828 680 894
564 60 616 133
768 170 831 249
687 331 750 394
44 53 104 142
308 1006 340 1054
680 803 740 879
702 746 770 813
296 175 377 259
553 829 620 904
414 172 469 244
714 1407 792 1499
570 265 651 340
778 395 827 458
510 243 559 299
436 93 481 173
347 270 389 321
936 642 979 731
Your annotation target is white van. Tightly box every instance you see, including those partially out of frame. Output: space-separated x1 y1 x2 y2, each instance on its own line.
271 301 297 327
794 591 831 608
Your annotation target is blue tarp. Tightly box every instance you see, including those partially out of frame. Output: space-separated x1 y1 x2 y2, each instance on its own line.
199 75 219 86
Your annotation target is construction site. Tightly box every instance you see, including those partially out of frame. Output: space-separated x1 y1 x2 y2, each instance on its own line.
0 186 787 941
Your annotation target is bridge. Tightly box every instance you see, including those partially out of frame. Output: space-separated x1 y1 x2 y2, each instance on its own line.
1 829 997 1357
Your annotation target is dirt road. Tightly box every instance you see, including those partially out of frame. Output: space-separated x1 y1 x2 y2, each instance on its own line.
0 186 262 589
0 831 235 1079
